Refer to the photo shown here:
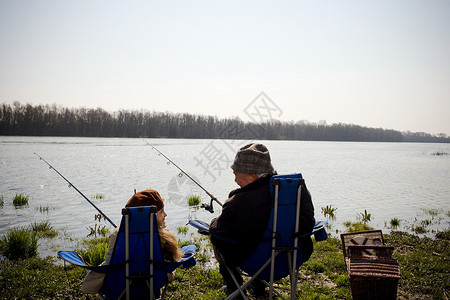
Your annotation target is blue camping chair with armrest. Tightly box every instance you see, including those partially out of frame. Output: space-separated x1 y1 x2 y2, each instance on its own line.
190 173 327 300
59 205 197 300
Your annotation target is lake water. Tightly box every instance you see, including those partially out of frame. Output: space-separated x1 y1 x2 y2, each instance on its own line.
1 136 449 257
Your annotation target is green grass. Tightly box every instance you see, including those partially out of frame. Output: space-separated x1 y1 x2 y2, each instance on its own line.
167 266 227 299
0 230 448 299
356 209 371 224
177 226 188 235
87 223 109 238
86 214 110 238
421 208 440 216
85 242 108 266
76 237 109 266
188 195 201 207
0 227 38 260
179 234 213 265
385 230 449 299
36 204 56 214
0 256 97 299
36 204 50 213
389 217 401 229
306 237 348 276
30 221 58 238
321 205 337 220
13 193 29 207
0 204 448 299
343 221 374 232
411 224 428 234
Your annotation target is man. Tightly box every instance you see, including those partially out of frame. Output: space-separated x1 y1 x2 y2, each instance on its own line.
209 143 315 298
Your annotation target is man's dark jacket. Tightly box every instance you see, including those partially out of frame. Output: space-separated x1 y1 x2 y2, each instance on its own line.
209 173 315 266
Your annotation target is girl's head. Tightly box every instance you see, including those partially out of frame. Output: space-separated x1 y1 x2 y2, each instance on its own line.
156 207 167 228
125 189 167 228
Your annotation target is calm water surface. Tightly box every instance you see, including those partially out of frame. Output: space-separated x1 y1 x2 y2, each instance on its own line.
1 137 449 257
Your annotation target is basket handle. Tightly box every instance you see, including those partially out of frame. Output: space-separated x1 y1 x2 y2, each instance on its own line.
347 245 394 258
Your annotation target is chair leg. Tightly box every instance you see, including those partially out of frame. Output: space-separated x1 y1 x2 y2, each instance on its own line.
118 289 127 300
290 271 299 300
224 264 247 300
259 280 287 300
226 277 288 300
160 283 169 299
145 280 157 299
227 254 283 300
226 262 291 300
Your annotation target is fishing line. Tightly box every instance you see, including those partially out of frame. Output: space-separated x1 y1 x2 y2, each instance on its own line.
143 141 223 213
34 153 117 228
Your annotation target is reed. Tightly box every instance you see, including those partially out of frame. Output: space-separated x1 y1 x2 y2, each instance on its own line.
36 205 50 213
343 221 374 232
87 224 109 238
357 209 371 224
431 151 448 156
177 226 188 235
87 243 108 266
77 237 109 266
30 221 58 238
0 227 38 260
321 205 337 220
13 194 29 207
389 218 400 229
412 224 427 234
87 214 110 238
188 195 201 207
421 208 439 216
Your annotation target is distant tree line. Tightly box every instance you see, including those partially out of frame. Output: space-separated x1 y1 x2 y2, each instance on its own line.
1 102 449 143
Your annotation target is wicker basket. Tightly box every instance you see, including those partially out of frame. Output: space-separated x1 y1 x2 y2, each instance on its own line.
341 231 401 300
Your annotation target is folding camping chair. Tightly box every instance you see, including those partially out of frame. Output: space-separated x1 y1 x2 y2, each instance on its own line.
59 205 197 300
190 173 328 300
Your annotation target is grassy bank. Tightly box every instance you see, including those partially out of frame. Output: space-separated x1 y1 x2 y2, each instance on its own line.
1 228 448 299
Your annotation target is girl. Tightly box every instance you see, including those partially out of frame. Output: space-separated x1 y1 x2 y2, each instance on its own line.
82 189 181 293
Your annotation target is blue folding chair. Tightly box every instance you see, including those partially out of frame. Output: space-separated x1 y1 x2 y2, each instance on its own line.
190 173 327 300
59 206 197 300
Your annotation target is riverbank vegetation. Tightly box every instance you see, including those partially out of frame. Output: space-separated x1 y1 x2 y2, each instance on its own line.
12 193 29 207
1 228 448 299
1 206 448 299
2 101 449 143
432 150 449 156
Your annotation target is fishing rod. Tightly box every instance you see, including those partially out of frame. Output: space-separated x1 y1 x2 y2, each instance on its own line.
34 153 117 228
144 141 223 213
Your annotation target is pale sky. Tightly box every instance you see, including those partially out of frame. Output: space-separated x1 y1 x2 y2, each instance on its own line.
1 0 449 135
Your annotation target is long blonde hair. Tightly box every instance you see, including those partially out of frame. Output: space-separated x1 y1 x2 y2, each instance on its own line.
158 229 182 262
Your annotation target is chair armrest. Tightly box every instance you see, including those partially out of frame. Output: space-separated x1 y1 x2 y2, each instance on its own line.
58 250 125 273
313 221 328 241
181 244 198 255
189 220 210 235
58 251 88 267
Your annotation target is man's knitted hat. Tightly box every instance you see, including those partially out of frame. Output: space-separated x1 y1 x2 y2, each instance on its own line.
231 143 274 174
125 189 164 211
